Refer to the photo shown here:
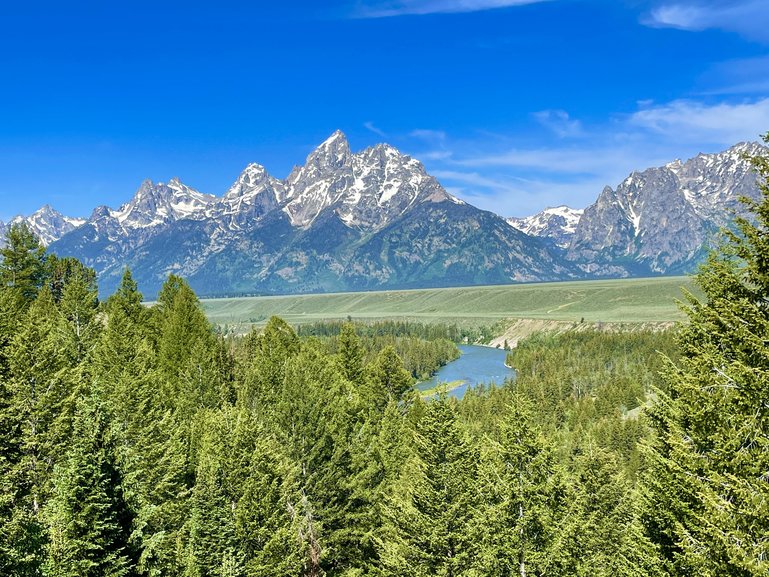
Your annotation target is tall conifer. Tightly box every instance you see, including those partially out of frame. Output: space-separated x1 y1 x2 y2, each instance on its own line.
43 393 136 577
643 134 769 575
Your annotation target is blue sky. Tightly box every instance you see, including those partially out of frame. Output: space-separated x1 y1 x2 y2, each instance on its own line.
1 0 768 221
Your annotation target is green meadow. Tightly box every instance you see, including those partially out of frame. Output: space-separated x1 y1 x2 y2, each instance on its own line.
201 276 697 329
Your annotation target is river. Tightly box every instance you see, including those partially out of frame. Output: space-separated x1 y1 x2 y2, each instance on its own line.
416 344 516 399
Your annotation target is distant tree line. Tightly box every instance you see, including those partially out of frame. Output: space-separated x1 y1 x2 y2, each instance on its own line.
295 319 496 344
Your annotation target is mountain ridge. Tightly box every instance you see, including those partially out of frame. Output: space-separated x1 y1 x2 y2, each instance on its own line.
44 131 568 297
3 134 766 297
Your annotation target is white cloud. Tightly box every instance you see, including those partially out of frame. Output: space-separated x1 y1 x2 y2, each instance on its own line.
532 109 583 138
431 146 666 216
419 150 454 160
629 98 769 144
431 169 611 217
647 1 769 42
410 128 447 142
648 3 711 30
432 169 520 192
355 0 550 18
402 97 769 218
457 145 660 176
363 121 387 137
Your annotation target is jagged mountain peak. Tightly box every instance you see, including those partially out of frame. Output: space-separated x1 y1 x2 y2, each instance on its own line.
0 204 85 247
111 177 215 229
89 205 112 220
357 142 420 170
723 140 762 154
567 141 768 274
210 163 285 230
281 132 455 229
322 129 348 146
223 163 279 199
32 203 58 215
305 130 352 169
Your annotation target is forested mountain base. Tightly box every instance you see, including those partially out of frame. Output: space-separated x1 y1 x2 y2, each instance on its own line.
1 138 768 576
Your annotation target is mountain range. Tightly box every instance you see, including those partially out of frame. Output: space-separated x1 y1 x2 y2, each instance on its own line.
1 133 764 298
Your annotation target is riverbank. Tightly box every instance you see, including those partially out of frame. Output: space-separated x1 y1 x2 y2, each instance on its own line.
486 318 677 349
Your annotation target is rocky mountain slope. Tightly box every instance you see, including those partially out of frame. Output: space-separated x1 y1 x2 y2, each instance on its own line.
507 142 765 276
566 141 764 275
47 132 572 297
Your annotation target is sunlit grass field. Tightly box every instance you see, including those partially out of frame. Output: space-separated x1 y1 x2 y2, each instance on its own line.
201 276 697 329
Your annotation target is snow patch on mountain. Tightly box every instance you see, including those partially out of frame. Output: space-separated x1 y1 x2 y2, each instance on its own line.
280 133 454 230
507 206 583 248
110 178 216 230
0 205 86 246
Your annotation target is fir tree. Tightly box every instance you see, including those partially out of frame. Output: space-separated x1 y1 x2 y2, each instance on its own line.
365 346 414 411
46 255 97 305
474 393 565 577
380 395 479 576
43 392 136 577
554 446 660 577
643 135 769 575
239 316 301 408
337 323 365 385
0 223 47 310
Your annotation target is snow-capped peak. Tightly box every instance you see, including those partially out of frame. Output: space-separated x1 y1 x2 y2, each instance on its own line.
209 163 285 230
322 129 347 145
223 163 278 199
507 205 583 248
0 204 85 246
304 130 352 170
282 132 452 229
110 178 215 229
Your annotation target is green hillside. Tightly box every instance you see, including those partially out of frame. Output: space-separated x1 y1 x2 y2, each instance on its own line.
201 276 697 328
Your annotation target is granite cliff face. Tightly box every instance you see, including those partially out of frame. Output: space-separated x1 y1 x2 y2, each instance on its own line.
565 142 764 275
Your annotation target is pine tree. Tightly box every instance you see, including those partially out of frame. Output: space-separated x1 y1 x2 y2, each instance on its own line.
46 255 97 305
380 395 479 576
0 256 99 576
642 135 769 575
182 409 243 577
155 275 214 382
346 399 411 575
553 446 660 577
43 392 136 577
365 346 414 411
57 264 100 367
473 393 565 577
153 274 228 414
0 223 47 311
95 269 154 438
238 316 301 409
338 323 365 385
0 288 65 575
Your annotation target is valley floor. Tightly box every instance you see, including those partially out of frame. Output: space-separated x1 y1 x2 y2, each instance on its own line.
201 276 695 333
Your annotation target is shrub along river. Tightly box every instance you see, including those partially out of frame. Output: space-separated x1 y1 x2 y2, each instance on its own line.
416 344 516 399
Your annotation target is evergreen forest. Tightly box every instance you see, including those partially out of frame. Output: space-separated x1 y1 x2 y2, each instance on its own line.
0 142 768 576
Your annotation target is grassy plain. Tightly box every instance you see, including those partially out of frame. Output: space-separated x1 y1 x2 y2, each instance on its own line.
201 276 697 330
